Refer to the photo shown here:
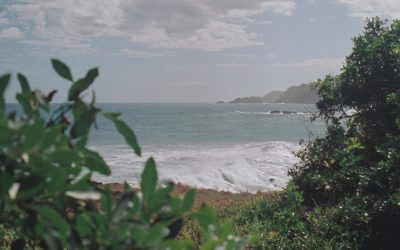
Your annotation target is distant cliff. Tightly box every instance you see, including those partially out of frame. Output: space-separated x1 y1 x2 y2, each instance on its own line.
275 83 319 104
262 91 284 103
227 83 318 104
230 96 263 103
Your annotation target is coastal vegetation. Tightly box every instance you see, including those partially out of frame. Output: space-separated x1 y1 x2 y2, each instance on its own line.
0 61 245 249
181 17 400 250
220 17 400 249
1 17 400 249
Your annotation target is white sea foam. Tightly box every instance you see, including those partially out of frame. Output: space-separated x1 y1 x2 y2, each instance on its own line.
235 110 310 116
235 111 271 115
92 141 300 193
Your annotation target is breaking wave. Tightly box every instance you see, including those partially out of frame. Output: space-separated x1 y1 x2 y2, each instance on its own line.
92 141 300 193
235 110 310 115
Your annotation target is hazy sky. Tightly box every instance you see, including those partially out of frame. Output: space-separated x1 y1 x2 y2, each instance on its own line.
0 0 399 103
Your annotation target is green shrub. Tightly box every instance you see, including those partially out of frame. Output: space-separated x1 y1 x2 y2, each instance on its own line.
290 18 400 249
0 60 243 249
217 183 345 250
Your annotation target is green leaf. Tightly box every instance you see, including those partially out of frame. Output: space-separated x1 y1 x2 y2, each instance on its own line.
0 74 11 114
17 73 31 94
16 93 33 116
83 149 111 175
141 157 157 202
48 150 82 175
46 167 67 195
150 183 174 212
51 59 73 81
0 74 10 94
104 112 141 156
16 180 46 200
191 205 217 233
67 68 98 101
68 79 90 101
75 213 95 236
182 189 196 212
146 224 165 243
0 171 13 196
76 136 88 149
101 188 113 217
30 206 70 238
85 67 99 85
70 107 96 139
66 173 92 191
21 119 45 150
111 192 136 223
39 125 63 151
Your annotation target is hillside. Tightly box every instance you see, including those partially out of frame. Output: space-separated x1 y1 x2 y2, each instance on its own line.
262 90 284 103
227 83 318 104
275 83 318 104
230 96 263 103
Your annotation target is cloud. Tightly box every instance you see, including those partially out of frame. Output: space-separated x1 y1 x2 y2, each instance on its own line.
2 0 297 51
0 11 9 25
0 27 24 39
162 64 209 72
115 49 171 58
258 20 273 25
338 0 400 18
273 57 344 70
216 63 253 68
215 57 344 70
229 54 256 59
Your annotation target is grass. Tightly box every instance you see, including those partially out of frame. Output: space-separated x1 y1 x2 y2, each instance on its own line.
178 184 348 250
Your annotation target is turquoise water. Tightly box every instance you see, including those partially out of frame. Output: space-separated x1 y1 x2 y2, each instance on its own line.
89 103 325 192
91 103 322 145
6 103 325 192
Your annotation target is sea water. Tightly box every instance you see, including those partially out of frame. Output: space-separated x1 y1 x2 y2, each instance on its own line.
89 103 325 193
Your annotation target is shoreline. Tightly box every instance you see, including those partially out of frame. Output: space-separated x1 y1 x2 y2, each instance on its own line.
96 182 274 209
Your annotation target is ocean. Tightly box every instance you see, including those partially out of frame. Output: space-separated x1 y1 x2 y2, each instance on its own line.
89 103 325 193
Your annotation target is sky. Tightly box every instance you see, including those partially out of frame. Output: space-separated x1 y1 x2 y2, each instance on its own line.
0 0 399 103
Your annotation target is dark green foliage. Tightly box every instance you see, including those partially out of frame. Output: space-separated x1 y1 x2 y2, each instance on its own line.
214 184 346 249
104 112 141 156
0 60 241 249
68 67 98 101
290 18 400 249
51 59 73 81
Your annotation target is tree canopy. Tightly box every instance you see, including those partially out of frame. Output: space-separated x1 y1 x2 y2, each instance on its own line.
291 17 400 249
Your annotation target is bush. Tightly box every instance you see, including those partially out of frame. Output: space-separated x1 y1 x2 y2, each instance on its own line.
290 18 400 249
0 60 243 249
217 183 345 249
